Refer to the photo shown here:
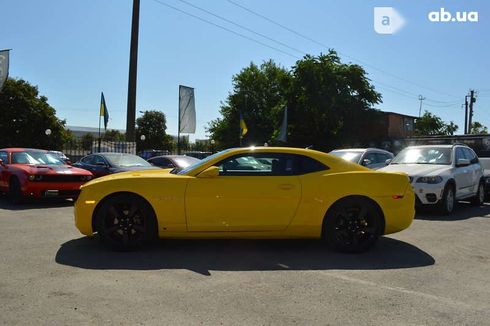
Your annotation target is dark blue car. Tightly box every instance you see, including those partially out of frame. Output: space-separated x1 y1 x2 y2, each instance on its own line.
73 153 159 178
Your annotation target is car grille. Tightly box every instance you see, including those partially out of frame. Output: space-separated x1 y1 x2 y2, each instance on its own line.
32 175 87 182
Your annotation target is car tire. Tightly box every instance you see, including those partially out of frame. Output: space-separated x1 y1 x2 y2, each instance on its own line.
471 180 485 206
8 178 23 205
439 183 456 215
95 193 157 251
323 197 384 253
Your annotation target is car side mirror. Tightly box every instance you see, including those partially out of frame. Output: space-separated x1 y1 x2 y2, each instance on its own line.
385 159 392 165
361 159 371 166
197 166 219 178
456 158 470 167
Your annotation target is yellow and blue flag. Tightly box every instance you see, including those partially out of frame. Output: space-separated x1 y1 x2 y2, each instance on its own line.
240 112 248 138
100 92 109 130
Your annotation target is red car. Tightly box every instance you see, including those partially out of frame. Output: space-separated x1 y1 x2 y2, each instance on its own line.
0 148 94 203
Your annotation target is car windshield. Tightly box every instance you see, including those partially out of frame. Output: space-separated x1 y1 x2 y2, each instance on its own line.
175 149 232 175
12 151 64 165
104 154 152 167
392 147 452 165
329 150 362 163
174 156 200 168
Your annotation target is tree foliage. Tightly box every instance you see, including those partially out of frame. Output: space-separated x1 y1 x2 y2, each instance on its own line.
207 52 382 151
103 129 125 141
469 121 488 134
415 111 459 136
135 110 174 150
0 78 70 149
208 60 291 149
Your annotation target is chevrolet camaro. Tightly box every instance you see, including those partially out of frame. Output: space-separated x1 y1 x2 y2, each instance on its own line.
74 147 415 253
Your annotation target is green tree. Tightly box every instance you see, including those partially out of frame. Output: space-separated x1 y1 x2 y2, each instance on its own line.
415 111 459 136
136 110 173 151
0 78 70 149
287 52 381 149
208 60 291 149
469 121 488 134
81 133 95 150
207 52 382 151
103 129 125 141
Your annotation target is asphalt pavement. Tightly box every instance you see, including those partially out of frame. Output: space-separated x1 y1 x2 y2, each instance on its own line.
1 196 489 325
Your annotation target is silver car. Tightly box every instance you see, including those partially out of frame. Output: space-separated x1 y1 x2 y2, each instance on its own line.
329 148 394 170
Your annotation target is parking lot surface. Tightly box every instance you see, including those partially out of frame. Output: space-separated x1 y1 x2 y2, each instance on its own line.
1 197 490 325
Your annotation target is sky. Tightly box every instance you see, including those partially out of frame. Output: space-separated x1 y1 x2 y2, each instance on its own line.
2 0 489 141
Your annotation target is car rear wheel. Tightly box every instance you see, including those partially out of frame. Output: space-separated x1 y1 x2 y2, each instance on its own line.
323 197 384 253
471 181 485 206
439 183 455 215
8 178 23 205
95 193 157 251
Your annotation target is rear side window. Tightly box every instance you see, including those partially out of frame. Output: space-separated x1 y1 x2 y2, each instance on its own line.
81 155 95 165
0 151 8 163
298 156 328 174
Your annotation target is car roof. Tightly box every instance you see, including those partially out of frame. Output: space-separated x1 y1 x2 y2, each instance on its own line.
405 144 463 149
0 148 48 152
330 148 392 153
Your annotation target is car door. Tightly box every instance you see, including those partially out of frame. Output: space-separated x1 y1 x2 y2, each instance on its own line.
185 153 302 232
463 148 482 195
453 147 472 198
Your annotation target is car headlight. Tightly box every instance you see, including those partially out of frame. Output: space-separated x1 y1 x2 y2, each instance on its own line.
28 175 35 181
416 176 443 184
28 175 43 181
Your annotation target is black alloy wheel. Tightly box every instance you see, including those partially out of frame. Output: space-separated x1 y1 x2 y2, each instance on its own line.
96 193 156 250
324 198 383 253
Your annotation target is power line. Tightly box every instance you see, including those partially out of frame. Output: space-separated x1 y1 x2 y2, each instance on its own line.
175 0 306 56
226 0 459 100
151 0 299 59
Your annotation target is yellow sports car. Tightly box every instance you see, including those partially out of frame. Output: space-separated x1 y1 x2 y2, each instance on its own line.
74 147 415 253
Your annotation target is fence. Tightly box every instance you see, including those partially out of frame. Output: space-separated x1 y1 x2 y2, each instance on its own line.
62 140 137 162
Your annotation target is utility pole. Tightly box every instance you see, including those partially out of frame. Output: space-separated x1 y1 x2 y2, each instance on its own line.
126 0 140 142
418 95 426 117
464 95 469 134
468 90 476 134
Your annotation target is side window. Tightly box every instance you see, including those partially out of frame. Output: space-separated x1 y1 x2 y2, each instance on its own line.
463 148 479 164
93 155 107 165
81 156 95 165
376 153 392 163
298 156 328 174
0 151 8 163
154 158 174 168
455 148 465 162
362 152 378 165
216 153 295 176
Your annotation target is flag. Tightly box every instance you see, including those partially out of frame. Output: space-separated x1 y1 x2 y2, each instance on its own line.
277 106 288 142
0 50 9 92
240 112 248 137
100 92 109 130
179 85 196 133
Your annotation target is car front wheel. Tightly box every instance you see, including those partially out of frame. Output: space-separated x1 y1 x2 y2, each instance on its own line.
95 193 157 251
323 197 384 253
439 183 455 215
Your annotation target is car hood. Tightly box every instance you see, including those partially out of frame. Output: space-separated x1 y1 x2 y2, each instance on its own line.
380 164 449 177
13 164 92 175
81 168 177 188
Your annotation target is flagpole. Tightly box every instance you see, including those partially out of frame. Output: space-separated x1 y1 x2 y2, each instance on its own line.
98 108 101 153
177 87 181 155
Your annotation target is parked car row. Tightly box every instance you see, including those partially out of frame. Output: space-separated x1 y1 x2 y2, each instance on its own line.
332 144 486 214
0 147 202 203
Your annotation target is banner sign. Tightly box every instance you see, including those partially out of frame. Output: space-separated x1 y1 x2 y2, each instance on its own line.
179 85 196 133
0 50 9 91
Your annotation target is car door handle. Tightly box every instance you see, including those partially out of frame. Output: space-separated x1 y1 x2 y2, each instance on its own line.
278 184 295 190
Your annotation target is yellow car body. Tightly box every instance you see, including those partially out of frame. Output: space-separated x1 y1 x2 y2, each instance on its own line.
74 147 414 251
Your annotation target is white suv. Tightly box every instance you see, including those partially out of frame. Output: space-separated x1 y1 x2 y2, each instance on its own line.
380 144 485 214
